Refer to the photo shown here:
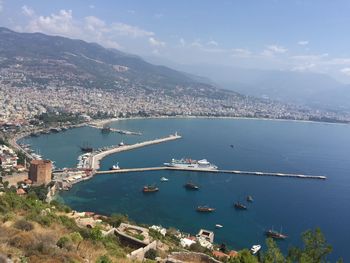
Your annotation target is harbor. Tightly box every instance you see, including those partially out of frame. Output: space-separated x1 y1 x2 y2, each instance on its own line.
89 133 182 170
95 166 327 180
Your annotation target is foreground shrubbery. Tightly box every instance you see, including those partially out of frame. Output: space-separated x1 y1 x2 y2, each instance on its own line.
0 191 343 262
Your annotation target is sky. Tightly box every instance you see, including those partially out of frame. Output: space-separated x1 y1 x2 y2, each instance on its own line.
1 0 350 83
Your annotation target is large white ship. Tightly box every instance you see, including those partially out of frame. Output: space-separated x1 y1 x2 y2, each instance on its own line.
164 158 218 170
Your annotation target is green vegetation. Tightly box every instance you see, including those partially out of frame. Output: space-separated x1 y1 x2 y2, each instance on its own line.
36 112 84 125
0 190 342 262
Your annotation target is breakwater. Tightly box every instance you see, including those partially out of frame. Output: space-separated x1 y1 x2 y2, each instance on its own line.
96 167 326 180
90 133 182 170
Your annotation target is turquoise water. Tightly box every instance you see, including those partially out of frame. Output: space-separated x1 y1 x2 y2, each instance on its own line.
20 118 350 261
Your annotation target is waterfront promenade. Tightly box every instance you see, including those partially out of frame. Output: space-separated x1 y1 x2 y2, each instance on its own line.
96 166 327 180
90 133 182 170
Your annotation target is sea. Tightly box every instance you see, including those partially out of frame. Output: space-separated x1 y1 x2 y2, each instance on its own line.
19 118 350 261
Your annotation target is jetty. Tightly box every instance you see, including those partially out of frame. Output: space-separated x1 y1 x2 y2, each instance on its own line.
96 167 326 180
90 133 182 170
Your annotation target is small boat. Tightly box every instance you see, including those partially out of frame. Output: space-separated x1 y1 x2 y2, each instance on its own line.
184 182 199 190
215 224 223 228
118 141 125 146
196 206 215 212
250 245 261 255
110 163 120 170
265 228 288 240
230 144 234 148
143 185 159 193
247 195 254 202
160 177 169 182
234 202 247 210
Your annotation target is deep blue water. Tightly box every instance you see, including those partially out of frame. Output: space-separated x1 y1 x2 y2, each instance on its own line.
20 118 350 261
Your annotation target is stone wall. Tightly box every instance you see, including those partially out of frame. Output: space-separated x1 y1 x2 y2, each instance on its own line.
166 251 221 263
127 240 158 261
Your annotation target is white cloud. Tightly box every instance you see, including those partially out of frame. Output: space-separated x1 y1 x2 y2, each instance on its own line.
179 38 186 47
261 45 288 57
111 22 154 38
231 48 252 58
21 6 162 51
26 9 81 37
206 40 218 46
149 37 165 47
292 63 315 72
0 0 3 13
340 68 350 76
267 45 288 53
22 5 35 17
298 40 309 46
89 4 95 9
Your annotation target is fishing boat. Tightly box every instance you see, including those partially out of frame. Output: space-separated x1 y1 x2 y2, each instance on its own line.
109 163 120 170
196 206 215 212
265 227 288 240
250 245 261 255
247 195 254 202
234 201 247 210
184 182 199 190
215 224 223 228
143 185 159 193
160 177 169 182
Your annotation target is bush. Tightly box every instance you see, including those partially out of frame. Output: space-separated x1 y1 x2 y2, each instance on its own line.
96 255 112 263
14 219 34 231
56 236 71 250
89 227 103 241
145 248 157 260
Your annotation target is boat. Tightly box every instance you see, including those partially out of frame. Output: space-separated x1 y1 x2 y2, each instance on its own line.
80 142 93 152
250 245 261 255
247 195 254 202
160 177 169 182
265 227 288 240
118 141 125 146
110 163 120 170
101 125 112 133
184 182 199 190
234 202 247 210
230 144 234 148
196 206 215 212
164 158 218 170
215 224 223 228
143 185 159 193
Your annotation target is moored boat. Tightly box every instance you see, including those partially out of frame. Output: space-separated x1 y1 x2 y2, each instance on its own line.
196 206 215 212
143 185 159 193
160 177 169 182
110 163 120 170
234 202 247 210
250 245 261 255
184 182 199 190
215 224 223 228
265 228 288 239
164 158 218 170
247 195 254 202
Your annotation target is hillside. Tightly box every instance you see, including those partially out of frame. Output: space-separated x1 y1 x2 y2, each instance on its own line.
0 27 234 100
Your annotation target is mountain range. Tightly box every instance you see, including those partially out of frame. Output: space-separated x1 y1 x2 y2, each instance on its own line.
0 27 236 100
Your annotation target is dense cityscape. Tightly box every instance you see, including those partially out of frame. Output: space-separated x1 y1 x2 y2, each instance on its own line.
1 83 350 127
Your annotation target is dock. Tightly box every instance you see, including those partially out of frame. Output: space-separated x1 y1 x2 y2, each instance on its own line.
96 167 326 180
90 133 182 170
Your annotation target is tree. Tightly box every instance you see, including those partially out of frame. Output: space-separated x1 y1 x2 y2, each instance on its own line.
287 228 332 263
89 227 103 241
144 248 157 260
263 238 285 263
96 255 112 263
229 249 258 263
106 213 128 228
69 232 83 251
